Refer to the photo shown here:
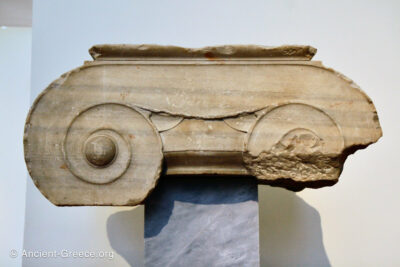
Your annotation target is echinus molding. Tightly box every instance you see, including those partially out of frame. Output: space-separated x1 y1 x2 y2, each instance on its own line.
24 44 382 206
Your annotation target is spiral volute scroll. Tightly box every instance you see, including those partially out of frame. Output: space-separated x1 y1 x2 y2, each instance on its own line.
244 103 345 191
25 96 163 205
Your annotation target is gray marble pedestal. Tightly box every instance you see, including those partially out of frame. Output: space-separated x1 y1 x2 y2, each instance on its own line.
144 176 259 267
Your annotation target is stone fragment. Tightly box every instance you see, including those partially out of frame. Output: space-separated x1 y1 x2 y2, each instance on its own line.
23 44 382 205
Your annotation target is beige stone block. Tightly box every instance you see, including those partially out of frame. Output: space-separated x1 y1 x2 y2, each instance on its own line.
24 45 382 205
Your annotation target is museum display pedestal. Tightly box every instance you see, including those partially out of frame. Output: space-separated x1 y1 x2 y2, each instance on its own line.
144 176 260 266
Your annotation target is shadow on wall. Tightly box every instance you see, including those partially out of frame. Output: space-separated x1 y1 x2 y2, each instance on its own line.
107 206 144 267
259 186 331 267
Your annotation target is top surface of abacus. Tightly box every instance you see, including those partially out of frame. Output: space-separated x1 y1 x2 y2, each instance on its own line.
89 44 317 61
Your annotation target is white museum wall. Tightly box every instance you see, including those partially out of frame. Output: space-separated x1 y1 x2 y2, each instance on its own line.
22 0 399 266
0 27 31 267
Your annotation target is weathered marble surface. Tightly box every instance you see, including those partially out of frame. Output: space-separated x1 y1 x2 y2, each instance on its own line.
23 44 382 205
145 176 259 267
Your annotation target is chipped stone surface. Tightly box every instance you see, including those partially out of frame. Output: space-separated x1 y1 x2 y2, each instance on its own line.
23 44 382 206
244 151 341 191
